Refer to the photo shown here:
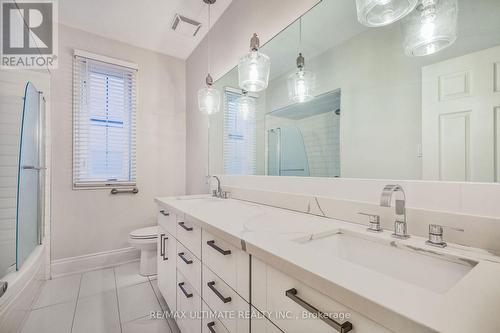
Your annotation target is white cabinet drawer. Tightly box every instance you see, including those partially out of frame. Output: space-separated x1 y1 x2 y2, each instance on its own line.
202 230 249 301
250 307 283 333
202 265 250 333
176 241 202 295
202 301 230 333
157 227 176 313
177 270 201 333
157 208 177 237
261 262 393 333
176 217 202 259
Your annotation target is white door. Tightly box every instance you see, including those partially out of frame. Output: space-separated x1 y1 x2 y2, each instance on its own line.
422 45 500 182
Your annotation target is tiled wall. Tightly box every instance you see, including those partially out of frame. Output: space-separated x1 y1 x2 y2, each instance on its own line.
297 112 340 177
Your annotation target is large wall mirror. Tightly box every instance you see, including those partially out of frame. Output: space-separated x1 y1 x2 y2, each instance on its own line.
208 0 500 182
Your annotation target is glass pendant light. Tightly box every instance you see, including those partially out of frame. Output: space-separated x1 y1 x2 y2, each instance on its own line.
198 0 221 115
402 0 458 57
238 90 255 121
287 18 315 103
238 33 271 92
356 0 418 27
198 74 221 115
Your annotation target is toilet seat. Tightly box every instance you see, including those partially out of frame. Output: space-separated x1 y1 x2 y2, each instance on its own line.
129 226 158 240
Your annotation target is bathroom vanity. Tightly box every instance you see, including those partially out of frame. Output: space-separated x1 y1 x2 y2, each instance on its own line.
155 195 500 333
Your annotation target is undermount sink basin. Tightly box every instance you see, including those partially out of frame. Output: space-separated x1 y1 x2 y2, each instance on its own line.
293 230 477 294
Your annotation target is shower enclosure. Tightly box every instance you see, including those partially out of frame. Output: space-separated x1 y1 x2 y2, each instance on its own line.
0 81 45 283
266 90 341 178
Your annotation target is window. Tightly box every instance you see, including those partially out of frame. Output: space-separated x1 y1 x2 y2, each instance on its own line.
223 88 257 175
73 50 137 188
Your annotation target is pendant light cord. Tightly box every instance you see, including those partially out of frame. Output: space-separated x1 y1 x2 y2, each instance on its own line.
207 3 211 75
299 16 302 47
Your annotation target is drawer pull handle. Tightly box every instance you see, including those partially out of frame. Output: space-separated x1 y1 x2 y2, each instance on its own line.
159 234 166 257
162 236 168 261
178 222 193 231
207 281 231 303
285 288 353 333
159 210 170 216
178 252 193 265
207 240 231 255
178 282 193 299
207 321 217 333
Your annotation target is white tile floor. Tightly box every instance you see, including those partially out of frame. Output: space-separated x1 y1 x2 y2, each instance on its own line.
20 261 179 333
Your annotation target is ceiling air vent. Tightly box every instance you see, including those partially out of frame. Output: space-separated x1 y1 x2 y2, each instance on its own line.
171 14 202 37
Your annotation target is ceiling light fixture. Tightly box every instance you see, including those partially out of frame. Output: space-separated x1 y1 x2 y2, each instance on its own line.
401 0 458 56
198 0 221 115
287 18 315 103
238 33 271 93
356 0 418 27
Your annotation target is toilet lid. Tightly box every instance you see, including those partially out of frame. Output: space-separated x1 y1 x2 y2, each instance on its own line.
130 226 158 239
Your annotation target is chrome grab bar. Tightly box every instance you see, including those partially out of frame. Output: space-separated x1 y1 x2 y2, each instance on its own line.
110 187 138 195
22 165 46 171
285 288 353 333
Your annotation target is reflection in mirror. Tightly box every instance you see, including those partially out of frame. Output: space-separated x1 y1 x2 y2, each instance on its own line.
209 0 500 183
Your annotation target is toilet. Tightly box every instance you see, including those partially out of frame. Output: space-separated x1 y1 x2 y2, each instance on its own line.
128 226 158 276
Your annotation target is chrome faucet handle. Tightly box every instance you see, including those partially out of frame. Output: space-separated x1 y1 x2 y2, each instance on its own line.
358 212 382 233
426 224 464 248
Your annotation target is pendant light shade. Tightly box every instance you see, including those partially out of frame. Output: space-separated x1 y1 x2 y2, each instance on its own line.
288 53 315 103
356 0 418 27
238 90 255 120
198 0 221 115
198 74 221 115
402 0 458 56
238 33 271 93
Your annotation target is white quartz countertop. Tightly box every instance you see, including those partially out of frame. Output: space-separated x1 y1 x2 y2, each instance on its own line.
155 195 500 333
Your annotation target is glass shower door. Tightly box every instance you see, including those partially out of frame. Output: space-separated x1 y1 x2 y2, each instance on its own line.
16 82 42 270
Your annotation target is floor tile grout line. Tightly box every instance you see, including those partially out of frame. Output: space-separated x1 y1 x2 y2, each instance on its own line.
113 267 124 333
69 273 83 333
148 277 174 333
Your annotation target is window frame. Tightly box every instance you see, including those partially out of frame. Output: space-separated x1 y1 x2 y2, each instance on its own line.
72 50 138 190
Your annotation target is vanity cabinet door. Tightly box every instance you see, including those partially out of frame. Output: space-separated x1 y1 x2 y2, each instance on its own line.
202 230 250 301
158 226 177 313
255 257 393 333
177 241 202 295
202 265 250 333
202 300 230 333
177 270 202 333
176 216 202 259
250 306 283 333
157 208 176 237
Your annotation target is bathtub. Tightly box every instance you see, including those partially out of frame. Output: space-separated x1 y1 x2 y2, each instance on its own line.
0 244 46 332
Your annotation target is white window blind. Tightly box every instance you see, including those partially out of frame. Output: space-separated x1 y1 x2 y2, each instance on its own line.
73 52 137 188
223 88 257 175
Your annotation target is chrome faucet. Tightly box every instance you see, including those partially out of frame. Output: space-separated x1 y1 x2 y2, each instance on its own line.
210 176 222 198
380 185 409 239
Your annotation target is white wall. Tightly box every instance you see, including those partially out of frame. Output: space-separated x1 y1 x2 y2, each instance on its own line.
50 25 186 261
186 0 321 194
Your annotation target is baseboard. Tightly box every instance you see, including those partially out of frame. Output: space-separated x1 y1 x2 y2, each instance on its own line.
50 247 140 278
